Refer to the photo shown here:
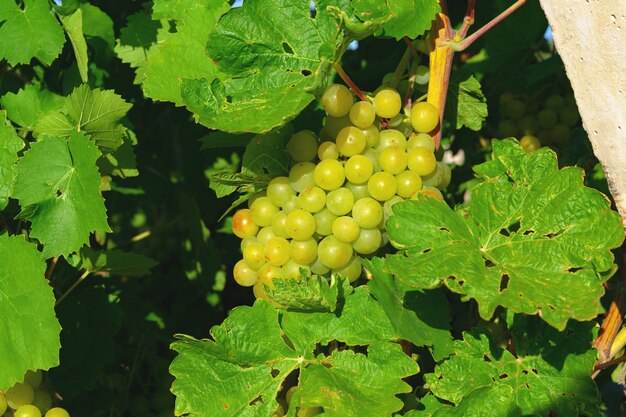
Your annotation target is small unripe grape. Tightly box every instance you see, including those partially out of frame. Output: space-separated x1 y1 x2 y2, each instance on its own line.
314 159 345 191
240 236 257 251
282 260 311 279
520 135 541 152
373 88 402 118
325 115 352 138
289 239 317 265
310 257 330 275
257 226 277 244
414 65 430 85
314 208 338 236
499 92 515 105
344 155 374 185
326 187 355 216
388 113 404 128
286 386 298 405
24 370 43 388
285 209 316 240
267 177 296 207
368 172 398 201
336 126 366 156
361 125 380 147
271 211 289 238
498 119 518 138
438 162 452 190
504 99 526 119
320 84 353 117
410 102 439 133
243 242 266 270
421 163 443 188
289 162 316 193
407 133 435 152
45 407 71 417
287 131 319 162
413 185 444 202
233 260 258 287
379 147 408 175
345 182 370 200
517 115 537 135
407 147 437 176
544 94 565 112
283 195 299 214
396 170 422 198
333 256 362 282
349 101 376 128
6 382 34 409
560 105 580 127
257 264 283 283
352 228 383 255
0 392 7 415
247 191 266 208
250 197 279 227
332 216 360 243
317 141 339 160
15 404 41 417
352 198 383 229
318 236 353 269
550 123 570 145
378 129 407 151
297 186 327 213
537 109 557 129
232 209 259 239
264 237 291 266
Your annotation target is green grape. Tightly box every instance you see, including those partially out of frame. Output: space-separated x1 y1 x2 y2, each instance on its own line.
333 256 362 282
352 198 383 229
44 408 70 417
383 196 404 219
320 84 353 117
257 226 277 244
519 135 541 152
498 119 518 137
550 123 571 145
326 187 355 216
310 257 330 275
257 264 283 283
363 148 381 172
560 105 580 127
297 186 327 213
267 177 296 207
544 94 565 112
352 228 382 255
387 113 404 128
282 260 311 279
233 260 258 287
15 405 41 417
231 209 259 239
517 114 537 135
314 208 338 236
373 88 402 118
247 190 266 208
349 101 376 128
537 109 557 129
407 132 435 152
421 163 443 187
377 129 407 150
283 195 299 214
368 172 398 201
397 118 413 138
499 92 514 105
325 114 351 138
252 274 272 302
332 216 360 243
438 162 452 190
414 65 430 85
240 236 257 251
407 147 437 176
335 126 366 156
503 99 526 119
250 197 279 227
410 102 439 133
317 141 339 161
413 185 444 201
24 370 42 388
6 382 34 409
271 211 290 238
289 239 317 265
264 237 291 266
285 209 316 240
344 155 374 185
243 242 266 270
314 159 345 191
361 125 380 147
318 236 353 269
287 131 319 162
381 72 397 87
379 147 408 175
0 392 7 415
395 170 422 198
289 162 316 193
285 386 297 405
345 182 370 200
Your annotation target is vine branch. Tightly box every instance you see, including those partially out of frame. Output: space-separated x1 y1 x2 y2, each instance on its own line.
333 62 368 102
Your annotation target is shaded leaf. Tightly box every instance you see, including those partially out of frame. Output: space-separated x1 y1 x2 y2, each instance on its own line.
0 111 24 210
0 84 65 131
60 9 89 83
68 247 157 277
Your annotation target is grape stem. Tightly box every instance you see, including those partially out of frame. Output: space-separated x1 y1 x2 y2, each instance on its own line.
55 270 90 306
45 256 58 280
333 62 369 102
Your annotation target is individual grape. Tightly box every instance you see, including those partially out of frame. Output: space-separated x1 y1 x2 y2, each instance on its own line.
257 226 277 244
267 177 296 207
421 163 443 187
233 260 258 287
317 141 339 161
368 172 398 201
335 126 366 156
6 382 34 409
0 392 7 415
264 237 291 266
498 119 518 137
250 197 279 227
289 239 317 265
310 257 330 275
282 260 311 279
517 114 537 135
243 242 266 270
352 228 382 255
520 135 541 152
349 101 376 128
285 209 316 240
325 188 354 216
231 209 259 239
361 125 380 147
252 276 272 302
378 129 407 150
395 170 422 198
352 198 383 229
397 118 414 138
438 162 452 190
325 114 351 138
503 99 526 119
363 148 381 172
333 256 362 282
283 195 299 214
240 236 257 251
379 147 408 175
247 190 266 208
550 123 571 145
413 186 444 202
15 405 41 417
314 208 338 236
345 182 370 200
287 131 319 162
387 113 404 128
297 186 327 213
410 102 439 133
24 370 42 388
407 133 435 152
289 162 316 193
373 88 402 118
537 109 557 129
271 211 290 238
318 236 353 269
320 84 353 117
314 159 345 191
285 386 297 405
407 147 437 176
414 65 430 85
344 155 374 185
332 216 360 243
560 105 580 127
544 94 565 112
44 408 69 417
257 264 283 283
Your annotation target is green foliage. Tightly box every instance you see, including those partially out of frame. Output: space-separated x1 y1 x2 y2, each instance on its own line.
265 275 352 312
446 74 488 131
60 9 89 83
0 112 23 210
0 85 65 131
68 247 158 277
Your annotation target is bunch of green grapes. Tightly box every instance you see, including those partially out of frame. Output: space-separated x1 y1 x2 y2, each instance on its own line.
231 83 450 301
497 91 580 152
1 371 70 417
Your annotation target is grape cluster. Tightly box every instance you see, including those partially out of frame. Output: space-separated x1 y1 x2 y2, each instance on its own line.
1 371 69 417
231 83 450 300
497 91 580 152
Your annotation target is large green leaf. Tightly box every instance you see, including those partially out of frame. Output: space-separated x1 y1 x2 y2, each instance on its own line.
0 0 65 66
0 84 65 131
0 235 61 391
0 112 24 210
384 140 623 330
13 132 110 258
60 9 89 83
171 287 418 417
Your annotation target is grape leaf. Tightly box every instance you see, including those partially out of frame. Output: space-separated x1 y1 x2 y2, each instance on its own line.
0 0 65 66
0 112 24 210
60 9 89 83
365 258 453 361
265 275 353 312
34 84 133 153
171 287 418 417
114 12 165 75
0 84 65 131
80 3 114 48
68 247 157 277
446 74 487 131
0 235 61 391
425 318 601 416
97 131 139 178
384 140 623 330
13 132 110 259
